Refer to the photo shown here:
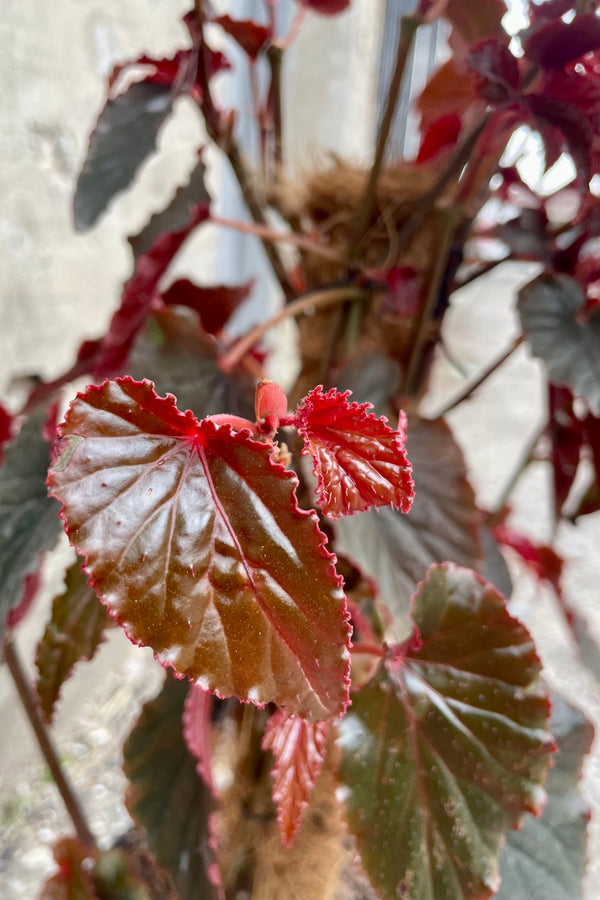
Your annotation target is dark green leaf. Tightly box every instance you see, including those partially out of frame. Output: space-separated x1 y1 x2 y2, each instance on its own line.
337 563 553 900
128 306 255 422
336 418 481 635
123 675 221 900
74 81 175 231
0 408 62 643
35 560 114 722
496 692 593 900
128 158 211 260
518 273 600 415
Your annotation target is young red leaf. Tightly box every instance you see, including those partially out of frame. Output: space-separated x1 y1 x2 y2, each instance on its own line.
262 710 330 848
523 14 600 69
294 386 414 519
161 278 253 335
35 561 114 722
299 0 351 14
48 378 350 720
183 683 215 793
337 562 554 900
214 15 271 60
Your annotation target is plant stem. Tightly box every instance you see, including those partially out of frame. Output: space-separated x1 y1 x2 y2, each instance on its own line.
392 112 492 265
3 637 96 849
220 285 367 373
404 206 461 397
209 214 345 264
350 642 386 658
433 334 525 419
267 44 284 178
489 419 548 525
194 0 294 299
451 257 509 291
350 15 421 256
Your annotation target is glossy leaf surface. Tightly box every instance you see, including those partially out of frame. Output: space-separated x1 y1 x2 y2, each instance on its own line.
496 693 593 900
74 81 175 231
262 710 330 847
337 563 553 900
518 273 600 414
123 675 220 900
48 378 350 719
35 561 114 722
336 417 481 633
294 387 413 519
0 409 62 641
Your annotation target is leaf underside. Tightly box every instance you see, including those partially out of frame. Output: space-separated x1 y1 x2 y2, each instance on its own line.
337 563 553 900
123 675 220 900
35 560 114 722
336 417 481 636
518 273 600 415
48 378 350 719
74 81 175 231
294 386 413 519
496 692 593 900
0 408 62 643
262 710 330 847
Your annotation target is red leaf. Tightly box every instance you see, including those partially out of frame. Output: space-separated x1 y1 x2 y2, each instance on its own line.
254 379 288 431
294 387 414 519
262 710 330 847
5 568 42 631
494 521 563 598
416 58 478 136
183 683 215 794
525 92 594 204
48 378 350 720
528 0 574 25
524 14 600 69
94 203 210 379
548 384 584 517
214 15 271 60
468 36 520 104
299 0 351 13
0 401 13 464
416 113 462 163
161 278 253 335
444 0 507 50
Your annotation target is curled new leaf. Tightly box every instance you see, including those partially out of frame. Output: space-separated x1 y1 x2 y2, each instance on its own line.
337 563 554 900
48 378 350 720
262 710 330 847
294 386 414 519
